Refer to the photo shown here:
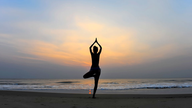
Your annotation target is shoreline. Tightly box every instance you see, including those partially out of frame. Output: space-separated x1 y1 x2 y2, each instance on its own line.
1 87 192 94
1 90 192 108
1 90 192 98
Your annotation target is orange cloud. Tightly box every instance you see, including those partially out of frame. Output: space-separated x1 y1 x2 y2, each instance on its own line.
14 17 177 68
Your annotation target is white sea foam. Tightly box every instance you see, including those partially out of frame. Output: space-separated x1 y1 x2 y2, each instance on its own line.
0 78 192 91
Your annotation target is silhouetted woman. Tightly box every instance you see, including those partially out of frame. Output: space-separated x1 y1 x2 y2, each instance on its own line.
83 38 102 98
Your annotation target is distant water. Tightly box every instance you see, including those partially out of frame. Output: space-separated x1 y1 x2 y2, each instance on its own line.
1 78 192 94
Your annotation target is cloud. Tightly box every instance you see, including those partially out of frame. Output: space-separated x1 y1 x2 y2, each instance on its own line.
1 16 179 69
1 0 192 78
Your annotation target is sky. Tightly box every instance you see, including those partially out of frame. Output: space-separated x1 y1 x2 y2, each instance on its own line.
0 0 192 79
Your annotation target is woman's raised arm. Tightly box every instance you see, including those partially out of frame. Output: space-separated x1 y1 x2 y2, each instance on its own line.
96 38 102 54
89 41 96 54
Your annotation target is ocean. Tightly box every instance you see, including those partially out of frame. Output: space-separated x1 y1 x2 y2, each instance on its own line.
1 78 192 94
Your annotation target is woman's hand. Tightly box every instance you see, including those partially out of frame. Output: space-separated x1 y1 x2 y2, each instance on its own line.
95 38 98 43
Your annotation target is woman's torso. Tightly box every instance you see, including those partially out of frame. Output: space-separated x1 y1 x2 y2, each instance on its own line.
91 53 100 67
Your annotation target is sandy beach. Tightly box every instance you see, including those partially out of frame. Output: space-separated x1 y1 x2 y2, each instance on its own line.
0 90 192 108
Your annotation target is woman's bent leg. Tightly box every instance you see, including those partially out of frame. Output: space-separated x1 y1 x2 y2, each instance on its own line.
83 71 94 79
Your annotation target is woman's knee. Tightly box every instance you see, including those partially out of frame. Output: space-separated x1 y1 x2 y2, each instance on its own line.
83 74 87 79
83 73 91 78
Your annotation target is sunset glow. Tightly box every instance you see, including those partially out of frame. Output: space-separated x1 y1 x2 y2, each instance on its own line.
1 0 192 78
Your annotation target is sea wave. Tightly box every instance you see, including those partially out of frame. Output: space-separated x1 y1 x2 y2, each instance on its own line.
99 85 192 90
1 78 192 91
1 83 192 90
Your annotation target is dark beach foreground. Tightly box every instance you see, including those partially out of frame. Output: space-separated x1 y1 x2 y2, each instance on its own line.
1 90 192 108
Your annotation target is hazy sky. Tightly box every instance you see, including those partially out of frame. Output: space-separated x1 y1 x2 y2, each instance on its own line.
0 0 192 79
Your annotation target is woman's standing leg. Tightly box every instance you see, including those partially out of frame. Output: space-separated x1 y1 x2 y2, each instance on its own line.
92 70 101 98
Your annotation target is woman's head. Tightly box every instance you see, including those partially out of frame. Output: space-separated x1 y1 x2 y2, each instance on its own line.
93 46 98 53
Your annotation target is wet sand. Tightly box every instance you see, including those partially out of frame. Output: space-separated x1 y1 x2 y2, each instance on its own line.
0 90 192 108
